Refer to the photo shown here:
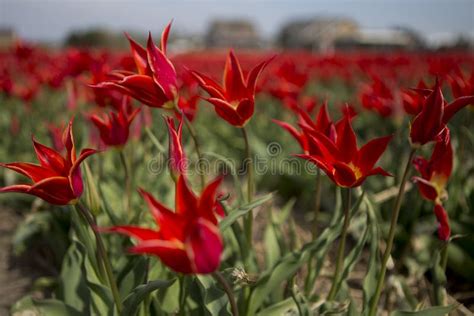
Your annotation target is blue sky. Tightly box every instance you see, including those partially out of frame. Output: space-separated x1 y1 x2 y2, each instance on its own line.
1 0 473 42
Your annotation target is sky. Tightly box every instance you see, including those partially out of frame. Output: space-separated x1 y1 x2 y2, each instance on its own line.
1 0 473 43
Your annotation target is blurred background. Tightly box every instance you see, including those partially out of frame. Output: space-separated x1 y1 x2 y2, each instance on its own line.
1 0 473 52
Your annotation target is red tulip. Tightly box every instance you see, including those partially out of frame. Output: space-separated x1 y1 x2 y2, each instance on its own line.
0 119 97 205
191 50 273 127
92 22 178 108
89 98 141 147
103 175 223 274
164 116 186 176
273 102 336 154
412 129 452 203
298 116 392 188
434 203 450 241
359 77 395 117
409 79 474 146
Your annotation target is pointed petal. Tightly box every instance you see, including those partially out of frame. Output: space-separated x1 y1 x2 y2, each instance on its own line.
357 135 392 172
161 21 173 55
336 117 358 163
410 80 444 145
273 119 306 151
224 50 247 101
206 98 242 126
0 162 57 182
32 138 67 173
125 32 149 75
190 70 226 99
176 175 198 216
246 55 275 96
443 95 474 123
104 225 161 240
147 32 177 100
433 204 450 241
198 176 223 224
129 239 194 274
185 218 222 274
69 148 97 197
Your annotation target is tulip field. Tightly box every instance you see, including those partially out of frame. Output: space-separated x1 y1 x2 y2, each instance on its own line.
1 22 474 315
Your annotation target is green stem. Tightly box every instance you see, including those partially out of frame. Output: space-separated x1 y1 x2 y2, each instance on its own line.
119 149 132 215
440 242 449 272
213 271 239 316
241 127 254 246
174 105 205 190
327 187 351 301
313 169 322 238
178 275 186 316
368 148 416 316
76 202 123 313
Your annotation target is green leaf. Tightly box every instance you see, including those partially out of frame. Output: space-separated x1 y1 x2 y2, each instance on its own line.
11 296 83 316
121 279 176 316
196 275 232 316
390 304 457 316
219 193 273 231
332 212 370 300
362 196 381 315
256 298 297 316
84 161 102 216
116 256 149 299
56 240 90 312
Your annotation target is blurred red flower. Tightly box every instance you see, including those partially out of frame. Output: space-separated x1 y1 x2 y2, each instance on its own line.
192 50 273 127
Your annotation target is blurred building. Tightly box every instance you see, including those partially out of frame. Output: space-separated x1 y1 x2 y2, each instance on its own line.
0 28 15 47
278 17 425 51
277 17 358 51
205 19 262 49
336 27 425 50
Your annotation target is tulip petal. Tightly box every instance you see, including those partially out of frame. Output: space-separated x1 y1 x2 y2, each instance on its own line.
434 204 450 241
206 98 243 126
246 55 274 96
333 162 357 187
0 162 58 182
147 32 177 100
125 32 149 76
224 50 247 101
410 80 444 145
32 138 67 173
129 240 194 274
198 177 223 223
176 175 198 216
104 225 161 241
336 117 358 163
185 218 223 274
191 71 226 99
443 95 474 123
357 135 392 173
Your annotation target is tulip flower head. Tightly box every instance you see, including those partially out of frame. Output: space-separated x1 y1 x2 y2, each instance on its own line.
164 116 186 177
298 116 392 188
409 79 474 147
192 50 273 127
104 175 224 274
412 129 453 241
273 102 336 154
0 119 97 205
92 22 178 109
89 98 141 148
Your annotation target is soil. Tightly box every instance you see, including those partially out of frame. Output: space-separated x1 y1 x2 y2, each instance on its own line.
0 207 39 316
